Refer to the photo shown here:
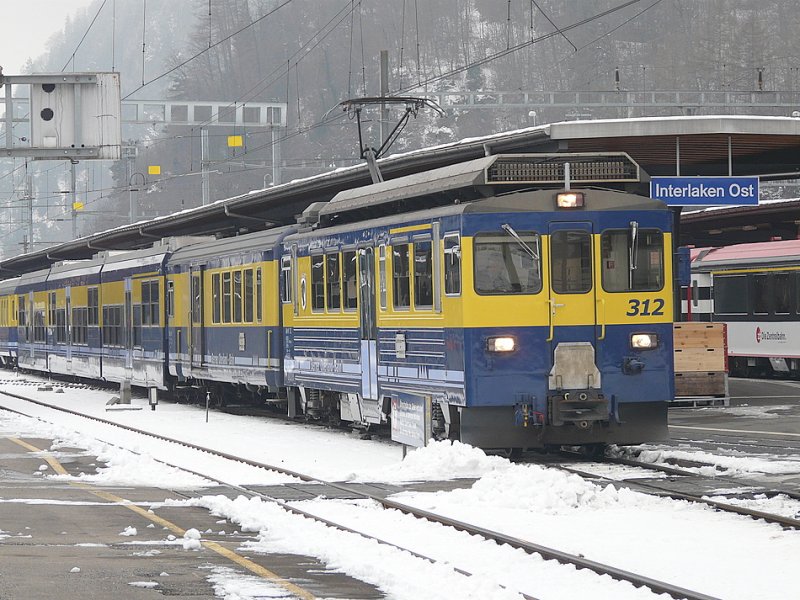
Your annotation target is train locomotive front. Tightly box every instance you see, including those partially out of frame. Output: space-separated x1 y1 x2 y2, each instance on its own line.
456 188 673 449
283 154 674 450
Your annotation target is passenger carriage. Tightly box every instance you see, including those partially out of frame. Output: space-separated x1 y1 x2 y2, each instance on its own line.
15 267 50 373
683 239 800 378
41 256 104 380
166 228 296 397
0 277 19 366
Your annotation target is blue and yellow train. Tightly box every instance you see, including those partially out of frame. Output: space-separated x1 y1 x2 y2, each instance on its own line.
0 153 674 450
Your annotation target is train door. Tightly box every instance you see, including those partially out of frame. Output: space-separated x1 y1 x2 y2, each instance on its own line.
65 286 72 368
358 247 379 400
546 222 602 394
26 292 33 362
189 269 204 367
124 277 133 372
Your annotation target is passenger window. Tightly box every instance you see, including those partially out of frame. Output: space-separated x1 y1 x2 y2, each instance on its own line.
142 281 151 326
775 273 790 315
550 230 592 294
326 254 341 311
343 250 358 310
392 244 411 308
378 245 387 310
256 267 263 322
444 234 461 295
601 229 664 292
752 274 769 315
474 232 541 295
311 255 325 311
713 275 748 315
166 280 175 319
49 292 56 326
233 270 243 323
191 275 201 324
244 269 254 322
796 273 800 314
414 241 433 308
222 272 232 323
280 257 292 304
212 273 221 323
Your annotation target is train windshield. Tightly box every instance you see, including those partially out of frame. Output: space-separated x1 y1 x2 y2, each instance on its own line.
601 229 664 292
473 232 542 295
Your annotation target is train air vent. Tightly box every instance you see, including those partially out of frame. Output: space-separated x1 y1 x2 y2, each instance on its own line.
486 153 640 184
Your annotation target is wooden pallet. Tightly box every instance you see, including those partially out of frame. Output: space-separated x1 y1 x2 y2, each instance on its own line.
674 371 728 397
673 322 728 401
673 322 726 350
674 347 727 372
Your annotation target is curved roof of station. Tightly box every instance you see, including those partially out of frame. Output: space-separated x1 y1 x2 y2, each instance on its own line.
3 114 800 276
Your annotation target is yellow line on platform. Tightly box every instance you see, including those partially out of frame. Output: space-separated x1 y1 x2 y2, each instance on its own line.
7 437 317 600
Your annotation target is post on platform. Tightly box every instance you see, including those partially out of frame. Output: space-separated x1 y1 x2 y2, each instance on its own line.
205 390 211 423
119 379 132 405
148 387 158 411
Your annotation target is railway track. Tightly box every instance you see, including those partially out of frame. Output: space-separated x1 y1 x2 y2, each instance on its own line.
0 388 720 600
551 455 800 530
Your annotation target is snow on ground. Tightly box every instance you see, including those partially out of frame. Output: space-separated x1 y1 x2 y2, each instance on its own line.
0 377 402 481
704 493 800 520
181 494 666 600
205 565 298 599
1 376 799 599
618 443 800 477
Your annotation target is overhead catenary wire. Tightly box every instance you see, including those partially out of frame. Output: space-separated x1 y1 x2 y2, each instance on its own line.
531 0 577 52
4 0 667 251
61 0 108 72
122 0 297 100
396 0 647 95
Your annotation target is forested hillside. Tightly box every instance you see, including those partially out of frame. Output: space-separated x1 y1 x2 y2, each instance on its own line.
8 0 800 249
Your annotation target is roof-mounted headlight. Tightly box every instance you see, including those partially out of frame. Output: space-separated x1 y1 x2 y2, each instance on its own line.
556 192 584 209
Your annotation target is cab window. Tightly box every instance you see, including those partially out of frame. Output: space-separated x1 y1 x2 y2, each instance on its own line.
473 232 541 295
601 229 664 292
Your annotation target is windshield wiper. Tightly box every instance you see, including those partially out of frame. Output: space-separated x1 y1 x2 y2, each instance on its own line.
501 223 539 259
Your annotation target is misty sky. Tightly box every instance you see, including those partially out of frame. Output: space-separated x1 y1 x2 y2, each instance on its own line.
1 0 95 74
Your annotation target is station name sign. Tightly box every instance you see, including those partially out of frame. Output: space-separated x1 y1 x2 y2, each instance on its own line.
650 176 759 206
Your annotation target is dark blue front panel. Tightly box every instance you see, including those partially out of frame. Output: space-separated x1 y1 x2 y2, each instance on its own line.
464 322 673 419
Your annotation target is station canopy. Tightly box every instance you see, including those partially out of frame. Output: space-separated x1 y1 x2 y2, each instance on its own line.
3 115 800 276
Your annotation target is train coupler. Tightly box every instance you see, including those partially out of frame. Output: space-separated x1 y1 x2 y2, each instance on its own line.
548 390 608 428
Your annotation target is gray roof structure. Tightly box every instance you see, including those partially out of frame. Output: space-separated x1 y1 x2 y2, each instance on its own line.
2 115 800 277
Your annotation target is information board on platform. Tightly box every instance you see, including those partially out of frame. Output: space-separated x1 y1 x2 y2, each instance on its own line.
390 395 432 448
650 176 759 206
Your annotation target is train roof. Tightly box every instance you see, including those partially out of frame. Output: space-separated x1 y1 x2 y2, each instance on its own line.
318 153 641 227
0 276 20 294
167 227 296 265
691 239 800 270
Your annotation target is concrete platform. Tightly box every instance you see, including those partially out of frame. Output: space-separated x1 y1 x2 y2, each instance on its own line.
0 435 383 599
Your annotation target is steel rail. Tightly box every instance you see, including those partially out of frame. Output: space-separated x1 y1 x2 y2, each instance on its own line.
606 454 800 504
0 388 720 600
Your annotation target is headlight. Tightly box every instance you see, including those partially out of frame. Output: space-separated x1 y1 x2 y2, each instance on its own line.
631 333 658 350
487 336 516 353
556 191 585 209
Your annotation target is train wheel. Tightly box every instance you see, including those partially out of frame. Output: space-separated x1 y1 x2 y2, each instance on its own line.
578 443 607 460
498 447 522 460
